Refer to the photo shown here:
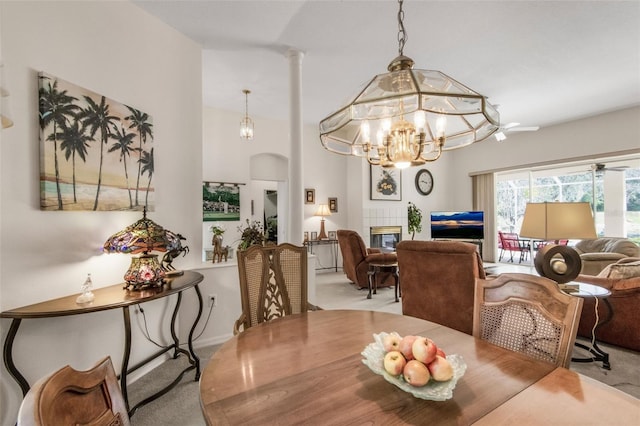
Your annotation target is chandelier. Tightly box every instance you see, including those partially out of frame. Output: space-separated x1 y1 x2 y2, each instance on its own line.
240 89 254 140
319 0 500 169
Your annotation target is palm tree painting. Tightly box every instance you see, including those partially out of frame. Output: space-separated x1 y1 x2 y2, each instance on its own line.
39 72 155 211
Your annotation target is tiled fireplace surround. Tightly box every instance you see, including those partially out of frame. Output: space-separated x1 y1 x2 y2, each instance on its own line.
363 207 408 249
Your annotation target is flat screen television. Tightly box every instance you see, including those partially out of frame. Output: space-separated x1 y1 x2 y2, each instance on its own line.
430 211 484 240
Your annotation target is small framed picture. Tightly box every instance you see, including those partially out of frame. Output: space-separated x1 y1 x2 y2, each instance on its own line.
328 231 337 240
370 164 402 201
328 197 338 213
305 188 315 204
303 231 309 242
311 231 318 240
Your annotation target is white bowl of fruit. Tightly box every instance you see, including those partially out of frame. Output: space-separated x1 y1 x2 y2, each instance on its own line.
361 332 467 400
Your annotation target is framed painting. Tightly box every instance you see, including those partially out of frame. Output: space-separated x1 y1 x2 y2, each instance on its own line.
305 188 315 204
203 182 240 221
328 231 337 240
370 165 401 201
328 197 338 213
311 231 318 240
39 72 154 211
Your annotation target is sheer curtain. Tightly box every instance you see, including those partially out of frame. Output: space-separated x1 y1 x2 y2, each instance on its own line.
472 173 495 262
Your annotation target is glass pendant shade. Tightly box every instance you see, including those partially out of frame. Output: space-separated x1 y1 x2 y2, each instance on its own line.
240 89 254 140
320 57 499 168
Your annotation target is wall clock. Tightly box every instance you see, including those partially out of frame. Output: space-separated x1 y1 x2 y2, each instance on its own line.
415 169 434 196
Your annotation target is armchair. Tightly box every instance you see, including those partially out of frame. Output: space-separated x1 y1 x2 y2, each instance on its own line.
396 240 485 334
576 257 640 352
336 230 397 289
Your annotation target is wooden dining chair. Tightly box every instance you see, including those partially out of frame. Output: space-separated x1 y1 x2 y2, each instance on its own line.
234 243 320 334
473 273 583 368
17 356 130 426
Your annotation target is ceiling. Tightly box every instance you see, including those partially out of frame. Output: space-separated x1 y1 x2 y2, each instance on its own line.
133 0 640 130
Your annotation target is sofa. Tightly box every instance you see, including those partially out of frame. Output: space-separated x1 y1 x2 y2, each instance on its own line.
576 257 640 352
396 240 485 335
336 230 397 289
574 238 640 276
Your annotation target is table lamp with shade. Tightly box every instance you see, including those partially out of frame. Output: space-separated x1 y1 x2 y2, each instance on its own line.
315 204 331 240
520 202 597 285
103 207 170 290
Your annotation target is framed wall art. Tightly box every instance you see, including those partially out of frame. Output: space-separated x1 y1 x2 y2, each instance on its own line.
328 231 337 240
311 231 318 240
305 188 315 204
328 197 338 213
39 72 154 211
203 181 240 221
370 165 401 201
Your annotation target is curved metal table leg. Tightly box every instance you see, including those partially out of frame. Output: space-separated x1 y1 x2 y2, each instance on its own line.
3 319 30 396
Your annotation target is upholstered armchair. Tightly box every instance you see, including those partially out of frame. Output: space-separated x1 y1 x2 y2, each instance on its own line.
336 230 397 289
576 257 640 352
396 240 485 335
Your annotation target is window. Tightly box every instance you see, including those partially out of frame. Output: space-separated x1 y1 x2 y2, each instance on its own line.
496 157 640 244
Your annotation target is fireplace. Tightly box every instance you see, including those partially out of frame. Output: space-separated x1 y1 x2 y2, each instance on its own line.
370 226 402 252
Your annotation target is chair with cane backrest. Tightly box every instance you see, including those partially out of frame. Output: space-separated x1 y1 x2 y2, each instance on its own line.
473 273 583 368
17 356 130 426
234 243 319 334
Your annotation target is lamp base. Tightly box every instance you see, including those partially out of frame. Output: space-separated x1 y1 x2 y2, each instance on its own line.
533 244 582 284
123 254 166 291
318 219 328 240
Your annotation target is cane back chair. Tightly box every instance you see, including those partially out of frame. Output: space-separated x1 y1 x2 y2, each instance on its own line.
473 273 583 368
17 356 130 426
234 243 320 334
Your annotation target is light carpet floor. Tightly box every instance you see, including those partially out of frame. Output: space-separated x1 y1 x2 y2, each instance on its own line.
128 270 640 425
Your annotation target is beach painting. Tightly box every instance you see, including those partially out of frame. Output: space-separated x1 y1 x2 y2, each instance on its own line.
39 72 154 211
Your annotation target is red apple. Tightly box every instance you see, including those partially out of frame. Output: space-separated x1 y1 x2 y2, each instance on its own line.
412 337 438 364
403 360 431 387
382 333 402 352
399 335 418 360
427 355 454 382
383 350 406 376
436 347 446 358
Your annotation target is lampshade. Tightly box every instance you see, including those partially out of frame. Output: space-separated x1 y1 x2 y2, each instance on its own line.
319 0 499 169
520 202 597 240
315 204 331 217
520 202 596 284
103 207 169 289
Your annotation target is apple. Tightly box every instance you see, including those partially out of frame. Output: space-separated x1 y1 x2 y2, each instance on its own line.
436 347 446 358
403 360 431 387
382 333 402 352
399 335 418 360
427 355 454 382
412 337 438 364
383 350 407 376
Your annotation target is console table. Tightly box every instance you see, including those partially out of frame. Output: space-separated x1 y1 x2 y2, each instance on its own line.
0 270 204 417
304 239 339 271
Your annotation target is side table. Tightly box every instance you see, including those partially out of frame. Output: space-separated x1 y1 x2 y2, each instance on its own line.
304 239 339 271
367 262 400 302
563 282 613 370
0 270 204 417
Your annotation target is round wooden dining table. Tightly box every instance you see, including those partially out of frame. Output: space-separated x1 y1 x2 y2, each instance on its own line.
199 310 639 425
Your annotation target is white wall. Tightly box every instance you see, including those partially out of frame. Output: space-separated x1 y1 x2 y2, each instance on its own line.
0 2 202 423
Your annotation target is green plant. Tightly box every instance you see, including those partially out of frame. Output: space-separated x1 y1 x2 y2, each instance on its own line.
237 219 265 250
408 202 423 240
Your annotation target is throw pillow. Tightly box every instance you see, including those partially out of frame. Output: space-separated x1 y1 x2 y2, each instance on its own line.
598 260 640 279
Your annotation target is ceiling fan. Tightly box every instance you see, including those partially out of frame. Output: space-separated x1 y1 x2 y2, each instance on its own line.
591 163 630 173
494 122 540 141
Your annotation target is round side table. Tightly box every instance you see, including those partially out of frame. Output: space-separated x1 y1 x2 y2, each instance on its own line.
367 262 400 302
563 282 612 370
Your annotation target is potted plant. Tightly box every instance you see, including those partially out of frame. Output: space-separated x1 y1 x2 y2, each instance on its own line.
408 202 423 240
237 219 265 250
